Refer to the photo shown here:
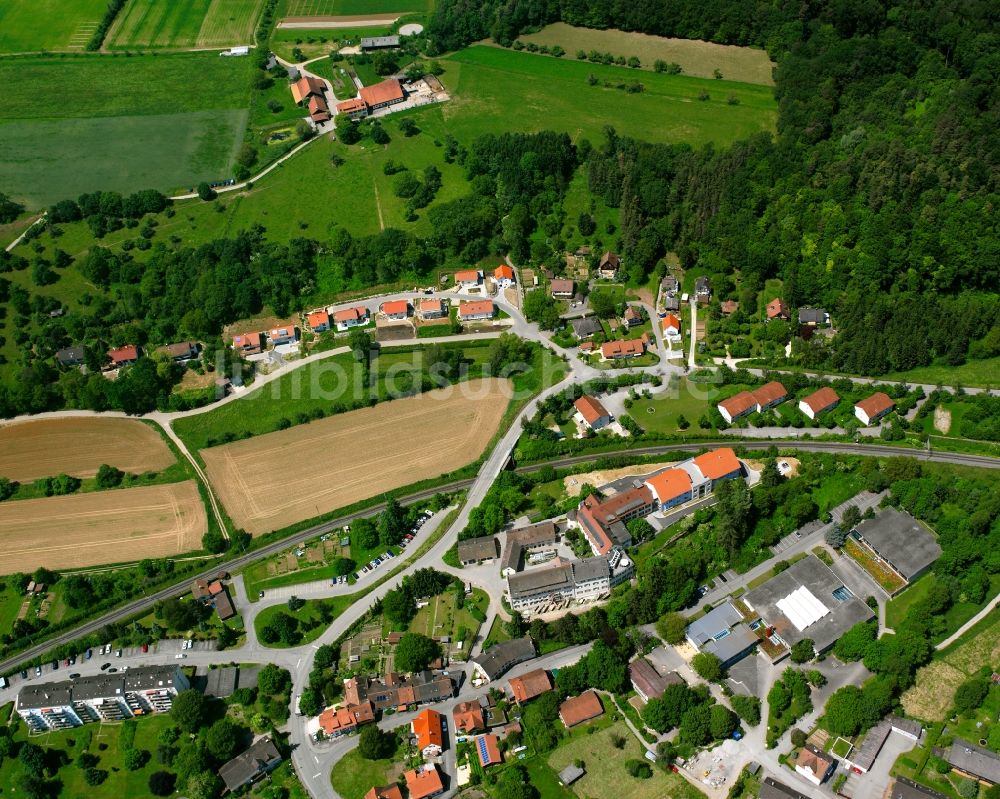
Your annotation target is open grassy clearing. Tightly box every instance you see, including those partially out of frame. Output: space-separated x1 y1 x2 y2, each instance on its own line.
0 480 207 573
0 417 175 481
107 0 264 49
330 739 405 799
0 709 177 798
284 0 430 15
442 46 777 147
0 53 252 119
516 22 775 85
903 610 1000 721
547 721 704 799
202 378 511 534
0 0 107 54
0 109 248 207
254 597 336 646
628 376 723 434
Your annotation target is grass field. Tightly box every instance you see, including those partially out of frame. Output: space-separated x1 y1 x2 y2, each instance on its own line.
0 417 175 481
0 53 253 207
284 0 430 15
0 480 207 573
517 22 775 85
902 609 1000 721
628 377 723 433
547 721 704 799
107 0 266 49
1 109 247 208
0 0 107 53
329 739 404 799
254 598 336 646
0 711 176 798
201 379 511 534
442 46 777 147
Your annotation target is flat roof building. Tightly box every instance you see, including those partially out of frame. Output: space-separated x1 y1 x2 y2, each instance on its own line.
850 507 941 582
946 738 1000 785
743 555 875 659
685 601 758 666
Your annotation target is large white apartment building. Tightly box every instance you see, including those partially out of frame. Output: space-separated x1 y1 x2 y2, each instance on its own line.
16 665 189 731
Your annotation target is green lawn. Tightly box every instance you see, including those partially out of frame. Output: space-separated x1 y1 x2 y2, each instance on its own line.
405 588 488 645
0 110 248 207
0 582 24 636
442 46 777 147
0 54 252 120
0 710 176 798
884 357 1000 388
547 721 703 799
628 376 721 434
0 53 253 208
285 0 431 14
107 0 266 49
329 739 405 799
254 597 338 647
0 0 108 53
172 343 493 452
886 573 933 630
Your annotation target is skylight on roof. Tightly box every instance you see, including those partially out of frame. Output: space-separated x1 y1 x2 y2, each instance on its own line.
776 586 830 631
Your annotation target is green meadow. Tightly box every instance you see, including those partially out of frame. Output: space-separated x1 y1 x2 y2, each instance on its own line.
441 45 777 146
283 0 431 15
0 0 107 53
0 53 253 207
106 0 266 49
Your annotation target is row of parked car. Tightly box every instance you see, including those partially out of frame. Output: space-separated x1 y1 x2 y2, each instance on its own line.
14 642 149 682
347 509 434 582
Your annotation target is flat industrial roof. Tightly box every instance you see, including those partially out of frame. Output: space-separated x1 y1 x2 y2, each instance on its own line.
743 555 874 652
852 507 941 580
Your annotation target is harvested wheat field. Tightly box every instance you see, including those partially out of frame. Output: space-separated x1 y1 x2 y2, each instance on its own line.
202 378 512 535
0 417 175 482
0 481 207 573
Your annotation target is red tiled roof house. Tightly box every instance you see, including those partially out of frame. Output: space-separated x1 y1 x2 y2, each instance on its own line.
855 392 895 425
559 690 604 728
574 395 611 431
798 387 839 420
458 301 494 321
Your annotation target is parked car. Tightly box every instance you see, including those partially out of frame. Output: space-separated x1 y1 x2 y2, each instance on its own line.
20 669 28 679
69 655 76 665
175 654 186 660
69 673 80 679
115 649 122 657
99 663 110 671
259 591 265 598
51 660 58 670
141 643 149 653
85 648 92 659
108 667 118 673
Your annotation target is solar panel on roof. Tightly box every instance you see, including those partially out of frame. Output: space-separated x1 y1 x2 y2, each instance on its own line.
477 737 490 761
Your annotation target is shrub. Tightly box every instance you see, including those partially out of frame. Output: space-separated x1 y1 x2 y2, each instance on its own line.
625 759 652 778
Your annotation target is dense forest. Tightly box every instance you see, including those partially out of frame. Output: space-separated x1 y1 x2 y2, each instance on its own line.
431 0 1000 374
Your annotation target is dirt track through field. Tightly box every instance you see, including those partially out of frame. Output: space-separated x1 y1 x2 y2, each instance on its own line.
0 417 175 481
0 481 207 573
278 14 399 28
202 379 511 535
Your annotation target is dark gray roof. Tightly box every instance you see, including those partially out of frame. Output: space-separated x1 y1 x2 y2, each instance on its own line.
472 638 535 681
507 564 574 599
661 276 679 292
890 715 923 738
947 738 1000 784
743 555 875 653
501 522 560 573
628 656 683 700
205 667 239 698
219 737 281 791
17 681 74 710
559 764 585 785
123 665 184 693
572 557 609 583
686 602 743 647
361 35 400 48
798 307 829 324
851 719 890 771
55 345 85 365
889 777 948 799
71 675 125 701
760 777 811 799
571 316 603 338
852 507 941 580
664 296 680 311
695 276 711 292
457 536 499 562
704 625 758 664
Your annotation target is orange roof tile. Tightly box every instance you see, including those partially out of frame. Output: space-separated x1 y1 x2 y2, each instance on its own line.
494 264 514 281
412 709 443 752
108 345 139 363
454 269 480 283
751 381 788 407
476 734 502 767
360 78 404 107
404 765 444 799
645 468 692 504
559 690 604 727
337 98 367 113
766 297 789 319
458 300 494 318
364 786 403 799
662 313 681 331
856 391 895 418
718 391 757 418
692 448 741 481
308 310 330 328
233 332 262 349
800 386 839 414
509 668 551 703
574 395 609 426
419 298 445 313
334 306 368 323
452 701 485 733
382 300 409 316
601 339 645 358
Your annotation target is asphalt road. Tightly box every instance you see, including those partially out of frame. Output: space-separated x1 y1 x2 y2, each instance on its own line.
3 440 996 676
